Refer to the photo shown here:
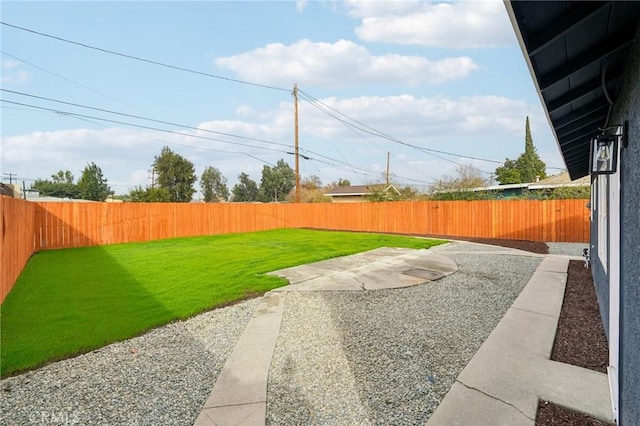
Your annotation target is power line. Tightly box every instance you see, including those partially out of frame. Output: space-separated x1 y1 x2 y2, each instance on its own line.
0 21 290 93
1 50 140 111
299 90 497 165
65 112 276 159
298 90 478 175
4 98 431 185
298 95 437 182
2 89 294 149
1 99 293 154
298 90 565 171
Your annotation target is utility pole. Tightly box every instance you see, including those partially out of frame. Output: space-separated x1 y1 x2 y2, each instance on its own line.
386 152 390 186
3 172 17 184
294 83 300 203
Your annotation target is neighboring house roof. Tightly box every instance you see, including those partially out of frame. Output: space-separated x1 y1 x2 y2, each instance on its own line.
25 191 96 203
444 172 589 194
505 1 640 180
0 183 16 197
529 171 590 190
325 184 400 197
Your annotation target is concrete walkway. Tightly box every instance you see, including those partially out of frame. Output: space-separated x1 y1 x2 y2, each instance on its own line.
194 246 613 426
194 248 457 425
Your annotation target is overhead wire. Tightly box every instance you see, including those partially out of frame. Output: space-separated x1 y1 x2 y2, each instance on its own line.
1 99 294 155
296 99 369 185
298 89 565 173
297 90 478 180
0 22 290 93
298 89 502 166
297 90 486 176
63 109 282 162
2 89 294 150
1 50 141 111
3 97 417 184
297 94 439 184
2 90 407 181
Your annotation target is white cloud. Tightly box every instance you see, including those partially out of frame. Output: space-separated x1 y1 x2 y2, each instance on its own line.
349 0 514 48
290 94 534 140
215 39 477 87
342 0 423 18
296 0 308 13
1 60 29 84
2 60 21 70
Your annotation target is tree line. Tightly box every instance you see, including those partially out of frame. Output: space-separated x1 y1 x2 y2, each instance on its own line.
129 146 301 203
31 163 112 201
30 146 350 203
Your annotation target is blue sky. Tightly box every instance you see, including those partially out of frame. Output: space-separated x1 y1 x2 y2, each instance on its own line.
1 1 566 196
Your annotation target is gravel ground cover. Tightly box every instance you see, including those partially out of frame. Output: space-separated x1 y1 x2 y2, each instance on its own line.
267 243 543 425
0 298 260 425
546 242 589 257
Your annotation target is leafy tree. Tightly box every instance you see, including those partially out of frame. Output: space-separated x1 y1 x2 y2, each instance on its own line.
128 186 171 202
51 170 74 185
302 175 322 190
494 159 521 184
231 172 260 202
77 162 111 201
259 159 295 202
153 146 196 202
200 166 229 202
31 170 80 199
327 178 351 189
495 117 547 184
286 175 330 203
429 164 488 193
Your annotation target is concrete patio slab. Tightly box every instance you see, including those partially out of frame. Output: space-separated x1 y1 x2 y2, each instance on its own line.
268 249 458 292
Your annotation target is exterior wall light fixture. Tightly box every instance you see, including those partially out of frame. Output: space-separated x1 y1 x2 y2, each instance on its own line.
589 124 625 175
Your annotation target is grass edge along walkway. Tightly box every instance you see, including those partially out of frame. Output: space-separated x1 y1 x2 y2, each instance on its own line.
1 228 446 377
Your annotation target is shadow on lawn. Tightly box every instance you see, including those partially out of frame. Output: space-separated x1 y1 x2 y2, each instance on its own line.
1 244 175 377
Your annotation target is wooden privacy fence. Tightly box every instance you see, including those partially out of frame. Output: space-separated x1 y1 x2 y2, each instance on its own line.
1 196 36 304
1 197 590 302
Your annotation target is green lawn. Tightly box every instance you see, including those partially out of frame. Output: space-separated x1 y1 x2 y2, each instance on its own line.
0 228 445 376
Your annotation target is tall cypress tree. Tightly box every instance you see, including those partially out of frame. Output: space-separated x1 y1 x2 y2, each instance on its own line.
516 117 547 183
495 117 547 184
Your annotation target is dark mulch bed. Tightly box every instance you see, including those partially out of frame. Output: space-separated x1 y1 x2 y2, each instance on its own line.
536 400 612 426
423 235 549 254
551 261 608 373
